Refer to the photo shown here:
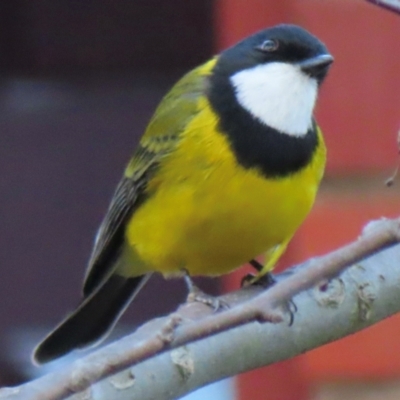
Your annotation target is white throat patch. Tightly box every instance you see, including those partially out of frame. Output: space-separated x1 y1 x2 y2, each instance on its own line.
230 62 318 136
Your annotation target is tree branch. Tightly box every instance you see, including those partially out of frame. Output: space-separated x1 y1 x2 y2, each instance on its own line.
0 218 400 400
365 0 400 14
88 237 400 400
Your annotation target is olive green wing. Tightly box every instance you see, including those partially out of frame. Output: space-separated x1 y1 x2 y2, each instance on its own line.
82 59 216 297
124 60 215 180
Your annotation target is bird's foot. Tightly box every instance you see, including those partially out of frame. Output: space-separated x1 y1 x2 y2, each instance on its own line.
184 274 228 312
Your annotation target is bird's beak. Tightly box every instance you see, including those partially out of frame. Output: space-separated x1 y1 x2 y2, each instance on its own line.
297 54 334 80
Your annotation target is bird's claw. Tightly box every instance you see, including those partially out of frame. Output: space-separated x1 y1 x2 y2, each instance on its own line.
184 273 229 312
186 286 229 311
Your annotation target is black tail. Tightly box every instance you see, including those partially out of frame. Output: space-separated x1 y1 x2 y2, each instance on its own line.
33 274 149 365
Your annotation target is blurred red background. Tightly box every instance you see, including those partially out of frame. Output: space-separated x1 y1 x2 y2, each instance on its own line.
216 1 400 399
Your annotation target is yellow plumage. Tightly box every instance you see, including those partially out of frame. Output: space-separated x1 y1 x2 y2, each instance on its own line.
121 59 326 278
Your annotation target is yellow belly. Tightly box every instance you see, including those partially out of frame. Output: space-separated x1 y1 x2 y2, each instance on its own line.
124 100 326 277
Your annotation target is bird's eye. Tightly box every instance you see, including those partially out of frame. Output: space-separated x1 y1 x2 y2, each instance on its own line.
256 39 279 53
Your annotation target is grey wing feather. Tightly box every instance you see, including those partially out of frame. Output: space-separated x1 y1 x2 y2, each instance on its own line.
82 177 144 297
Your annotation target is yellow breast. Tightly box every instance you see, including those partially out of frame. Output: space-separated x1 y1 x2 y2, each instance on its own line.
125 98 326 277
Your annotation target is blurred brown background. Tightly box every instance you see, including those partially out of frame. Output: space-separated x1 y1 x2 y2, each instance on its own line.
0 0 216 384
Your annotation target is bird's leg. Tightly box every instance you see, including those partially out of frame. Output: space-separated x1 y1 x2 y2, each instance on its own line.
242 259 297 325
183 272 228 311
241 259 276 287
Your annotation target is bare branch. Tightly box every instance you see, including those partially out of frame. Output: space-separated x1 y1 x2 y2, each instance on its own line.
0 218 399 400
365 0 400 14
87 242 400 400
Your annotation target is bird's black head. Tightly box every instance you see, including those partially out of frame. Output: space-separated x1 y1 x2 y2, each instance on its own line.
216 24 333 84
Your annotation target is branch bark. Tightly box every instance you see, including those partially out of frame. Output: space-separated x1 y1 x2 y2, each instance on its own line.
0 218 400 400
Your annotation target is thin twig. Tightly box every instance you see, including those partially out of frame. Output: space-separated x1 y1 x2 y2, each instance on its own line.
365 0 400 14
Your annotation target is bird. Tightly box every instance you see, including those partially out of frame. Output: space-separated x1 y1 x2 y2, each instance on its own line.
33 23 333 364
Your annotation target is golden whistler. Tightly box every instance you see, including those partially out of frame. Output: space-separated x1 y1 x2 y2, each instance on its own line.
33 24 333 364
